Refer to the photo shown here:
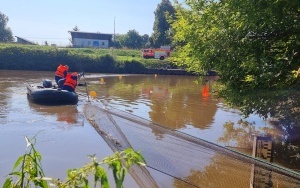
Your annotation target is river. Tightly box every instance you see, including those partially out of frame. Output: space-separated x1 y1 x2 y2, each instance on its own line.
0 70 299 187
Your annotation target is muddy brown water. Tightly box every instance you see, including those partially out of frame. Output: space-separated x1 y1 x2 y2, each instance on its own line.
0 70 298 187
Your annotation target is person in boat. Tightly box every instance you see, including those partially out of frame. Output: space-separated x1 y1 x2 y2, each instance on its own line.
62 72 78 92
57 72 84 89
57 78 66 89
55 64 69 85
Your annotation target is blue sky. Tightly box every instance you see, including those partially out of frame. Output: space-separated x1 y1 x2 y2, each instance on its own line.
1 0 168 46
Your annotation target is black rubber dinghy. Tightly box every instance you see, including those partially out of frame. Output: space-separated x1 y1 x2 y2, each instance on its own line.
27 80 78 105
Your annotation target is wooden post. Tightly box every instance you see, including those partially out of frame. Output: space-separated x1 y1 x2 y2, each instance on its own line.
250 135 274 188
252 136 274 162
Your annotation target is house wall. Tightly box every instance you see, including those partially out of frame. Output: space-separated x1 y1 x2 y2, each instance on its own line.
73 38 109 48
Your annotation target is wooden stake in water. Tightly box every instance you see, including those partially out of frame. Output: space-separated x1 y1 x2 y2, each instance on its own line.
250 136 274 188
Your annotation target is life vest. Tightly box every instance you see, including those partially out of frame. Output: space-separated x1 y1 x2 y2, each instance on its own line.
55 64 68 78
63 73 77 89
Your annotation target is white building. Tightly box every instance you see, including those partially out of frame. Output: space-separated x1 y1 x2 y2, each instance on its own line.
68 31 113 48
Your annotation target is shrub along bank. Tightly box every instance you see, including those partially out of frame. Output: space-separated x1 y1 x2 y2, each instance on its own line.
0 43 185 75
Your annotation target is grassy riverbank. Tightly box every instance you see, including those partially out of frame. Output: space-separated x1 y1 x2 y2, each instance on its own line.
0 43 184 75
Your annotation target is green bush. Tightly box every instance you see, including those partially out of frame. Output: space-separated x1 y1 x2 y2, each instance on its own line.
3 136 145 188
0 43 178 74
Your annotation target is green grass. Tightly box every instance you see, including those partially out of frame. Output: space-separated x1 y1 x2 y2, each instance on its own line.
0 42 178 73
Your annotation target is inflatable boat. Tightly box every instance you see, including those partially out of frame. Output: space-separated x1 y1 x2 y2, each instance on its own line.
27 80 78 105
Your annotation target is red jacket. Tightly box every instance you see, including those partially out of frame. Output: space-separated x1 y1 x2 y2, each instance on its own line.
55 64 68 78
63 73 78 90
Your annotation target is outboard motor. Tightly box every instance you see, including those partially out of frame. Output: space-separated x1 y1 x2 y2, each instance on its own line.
42 79 52 88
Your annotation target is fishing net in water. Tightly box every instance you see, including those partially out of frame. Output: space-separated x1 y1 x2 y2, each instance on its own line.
83 100 300 188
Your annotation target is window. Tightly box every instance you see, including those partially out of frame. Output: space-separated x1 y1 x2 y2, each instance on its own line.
93 41 99 47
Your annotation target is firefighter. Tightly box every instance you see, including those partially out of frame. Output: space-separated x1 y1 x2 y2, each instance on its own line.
62 72 78 92
57 72 84 89
55 64 69 85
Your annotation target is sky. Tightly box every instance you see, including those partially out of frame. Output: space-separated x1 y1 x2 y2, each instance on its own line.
1 0 168 46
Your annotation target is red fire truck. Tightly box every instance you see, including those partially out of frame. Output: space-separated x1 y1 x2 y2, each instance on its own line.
141 46 171 60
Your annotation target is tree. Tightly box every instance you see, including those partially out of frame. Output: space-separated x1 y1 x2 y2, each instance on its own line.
172 0 300 93
112 34 124 48
0 11 14 42
170 0 300 138
151 0 175 48
113 33 148 49
119 29 143 49
141 34 150 48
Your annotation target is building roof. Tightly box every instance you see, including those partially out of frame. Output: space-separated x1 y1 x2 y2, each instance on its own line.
15 36 36 45
68 31 113 41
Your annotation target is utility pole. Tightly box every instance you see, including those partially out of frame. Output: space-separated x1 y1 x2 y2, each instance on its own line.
114 17 116 41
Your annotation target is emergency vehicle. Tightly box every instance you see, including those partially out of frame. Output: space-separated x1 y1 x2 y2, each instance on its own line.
141 46 171 60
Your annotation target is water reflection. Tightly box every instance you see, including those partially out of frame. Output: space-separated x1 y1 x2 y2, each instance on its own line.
0 74 30 124
2 70 300 186
89 75 219 131
84 101 300 187
218 89 300 172
27 99 81 125
0 81 10 121
81 74 300 175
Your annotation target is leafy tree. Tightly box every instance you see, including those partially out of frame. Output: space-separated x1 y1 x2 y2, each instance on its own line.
171 0 300 143
113 33 148 49
172 0 300 94
119 29 143 49
141 34 150 48
151 0 175 48
0 11 14 42
112 34 124 48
